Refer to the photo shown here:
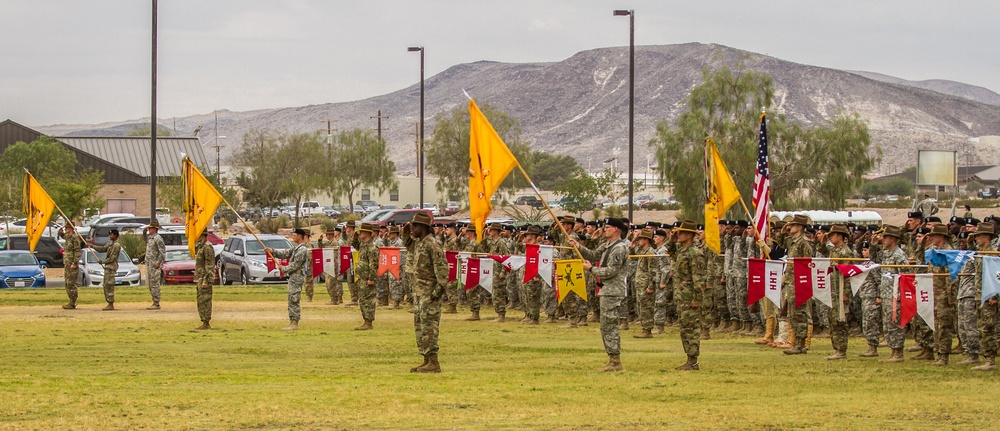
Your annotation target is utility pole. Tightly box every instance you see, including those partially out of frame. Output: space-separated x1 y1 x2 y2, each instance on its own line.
370 110 389 141
149 0 158 220
320 119 338 147
410 121 420 174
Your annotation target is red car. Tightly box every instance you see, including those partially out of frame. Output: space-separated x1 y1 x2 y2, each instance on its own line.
161 249 219 285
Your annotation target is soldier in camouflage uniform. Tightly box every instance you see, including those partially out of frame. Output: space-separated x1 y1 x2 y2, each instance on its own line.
58 222 84 309
353 223 380 330
521 225 545 325
194 231 216 330
824 224 857 360
672 220 706 370
341 221 361 306
267 228 310 330
90 230 123 311
652 227 672 334
144 221 166 310
381 226 406 308
778 215 815 355
700 226 719 339
441 223 463 314
317 227 343 304
925 225 957 365
403 214 450 373
856 242 883 357
876 226 910 362
572 217 630 371
632 230 656 338
584 221 603 322
973 222 1000 371
551 216 588 328
958 223 996 366
482 223 510 322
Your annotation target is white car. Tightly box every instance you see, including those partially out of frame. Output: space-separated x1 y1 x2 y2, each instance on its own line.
77 248 142 287
77 213 135 237
421 203 442 216
0 218 63 238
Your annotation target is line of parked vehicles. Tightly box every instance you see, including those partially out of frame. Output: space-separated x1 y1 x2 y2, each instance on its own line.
246 200 461 220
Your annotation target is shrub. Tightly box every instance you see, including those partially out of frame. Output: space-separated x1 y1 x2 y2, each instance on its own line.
118 233 146 263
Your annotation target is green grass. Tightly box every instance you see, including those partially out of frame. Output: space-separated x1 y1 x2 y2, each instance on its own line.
0 285 994 430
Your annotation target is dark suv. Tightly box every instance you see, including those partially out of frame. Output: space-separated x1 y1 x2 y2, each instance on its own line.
0 234 64 268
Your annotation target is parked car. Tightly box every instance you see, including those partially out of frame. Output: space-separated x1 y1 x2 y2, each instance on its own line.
634 194 655 206
514 196 539 206
322 206 341 218
370 209 434 227
219 234 293 285
298 201 324 217
0 218 62 238
444 201 460 215
154 228 225 257
77 248 142 287
0 250 46 288
88 223 146 246
421 203 442 216
77 213 135 236
161 248 219 285
355 200 380 213
0 234 64 268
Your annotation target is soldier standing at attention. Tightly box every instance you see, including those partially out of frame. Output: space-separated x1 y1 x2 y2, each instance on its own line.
957 223 996 365
779 215 816 355
318 227 343 305
551 216 588 328
877 226 909 362
441 223 463 314
973 223 1000 371
403 213 450 373
483 223 511 322
652 227 672 334
90 229 122 311
521 225 545 325
144 221 166 310
925 225 957 365
353 223 380 330
341 221 360 306
383 226 406 309
672 220 706 370
58 222 84 310
825 224 857 360
265 228 310 331
632 230 656 338
570 217 630 372
194 230 216 330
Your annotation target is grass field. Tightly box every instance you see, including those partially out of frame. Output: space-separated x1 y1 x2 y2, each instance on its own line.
0 285 994 430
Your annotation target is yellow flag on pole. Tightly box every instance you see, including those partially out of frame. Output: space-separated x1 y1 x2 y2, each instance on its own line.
22 172 56 253
555 259 587 304
182 157 224 257
704 137 741 253
469 99 518 242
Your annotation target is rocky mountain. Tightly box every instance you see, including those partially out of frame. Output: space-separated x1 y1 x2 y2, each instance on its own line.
847 71 1000 107
35 43 1000 177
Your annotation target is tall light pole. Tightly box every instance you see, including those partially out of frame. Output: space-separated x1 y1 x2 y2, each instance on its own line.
613 9 634 221
150 0 158 219
408 46 425 208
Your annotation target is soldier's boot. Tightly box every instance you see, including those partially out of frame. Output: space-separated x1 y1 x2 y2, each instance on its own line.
971 357 996 371
354 319 373 331
775 325 795 349
146 302 160 310
952 342 965 355
913 346 935 360
491 312 506 323
618 320 630 331
414 354 441 373
465 310 481 321
755 318 776 345
805 324 814 351
306 295 313 303
601 355 623 372
752 323 765 337
859 344 879 358
882 348 905 363
443 304 458 314
700 327 711 340
578 315 588 326
742 322 755 336
906 345 923 352
283 320 298 331
102 303 115 311
784 338 808 355
410 355 429 373
928 353 949 366
652 324 665 335
957 353 980 365
633 329 653 339
195 321 211 330
675 356 699 371
344 300 358 307
826 350 847 360
523 318 539 325
62 303 76 310
544 315 558 324
587 311 599 323
560 316 578 329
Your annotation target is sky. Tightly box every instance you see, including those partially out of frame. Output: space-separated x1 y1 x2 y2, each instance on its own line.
2 0 998 126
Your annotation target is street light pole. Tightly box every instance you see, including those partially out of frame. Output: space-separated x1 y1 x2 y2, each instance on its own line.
150 0 158 220
613 9 634 221
408 46 425 209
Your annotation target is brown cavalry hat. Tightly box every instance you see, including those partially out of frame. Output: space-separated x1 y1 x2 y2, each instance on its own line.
828 224 849 237
675 219 698 234
881 225 903 239
972 223 996 238
787 214 811 227
926 224 950 238
411 212 433 228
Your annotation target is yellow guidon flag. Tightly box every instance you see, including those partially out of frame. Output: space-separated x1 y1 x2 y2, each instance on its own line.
182 157 224 257
704 137 741 254
22 172 57 253
555 259 587 304
468 98 518 242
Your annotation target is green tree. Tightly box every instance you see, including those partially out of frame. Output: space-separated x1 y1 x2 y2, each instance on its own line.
966 180 985 194
49 169 106 221
554 169 598 216
325 129 398 213
529 151 582 190
276 132 326 227
231 129 290 215
650 64 877 217
0 136 105 222
861 177 915 198
425 103 532 202
126 124 172 137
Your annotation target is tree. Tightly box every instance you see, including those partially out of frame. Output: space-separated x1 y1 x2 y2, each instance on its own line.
126 124 172 137
650 64 878 217
0 136 105 222
966 180 985 194
230 129 291 215
325 129 398 213
529 151 582 190
554 168 598 215
49 169 106 221
425 103 532 202
861 177 915 198
274 132 326 226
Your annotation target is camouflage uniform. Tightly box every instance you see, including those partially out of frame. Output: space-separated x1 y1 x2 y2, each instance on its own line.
355 237 380 322
957 256 982 356
339 236 360 304
584 233 603 318
674 242 706 358
928 243 958 358
654 244 672 327
779 232 815 350
978 267 1000 363
272 243 309 322
827 242 856 353
91 240 122 304
701 246 719 330
721 233 735 324
406 233 450 356
578 237 629 356
879 245 909 349
60 230 84 307
316 237 342 303
734 236 753 325
858 256 883 348
550 226 588 321
145 233 166 305
484 235 510 317
194 240 215 323
443 234 465 308
633 244 655 331
908 236 934 349
382 237 406 304
507 240 525 311
462 238 485 313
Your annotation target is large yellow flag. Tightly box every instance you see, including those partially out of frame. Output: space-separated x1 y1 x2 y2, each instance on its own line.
22 172 56 253
555 259 587 304
469 99 518 241
704 137 741 253
182 157 224 257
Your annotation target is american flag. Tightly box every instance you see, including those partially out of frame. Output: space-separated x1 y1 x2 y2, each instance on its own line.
752 114 770 244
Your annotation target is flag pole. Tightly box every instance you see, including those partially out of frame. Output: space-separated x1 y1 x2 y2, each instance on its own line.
513 163 585 261
23 168 100 262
